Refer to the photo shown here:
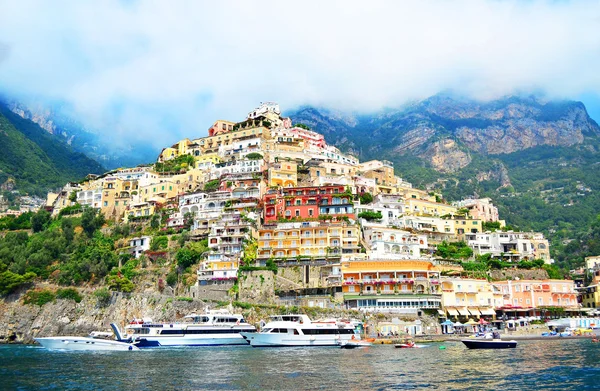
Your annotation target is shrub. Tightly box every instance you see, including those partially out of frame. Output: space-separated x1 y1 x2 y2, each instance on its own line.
357 211 382 221
0 271 36 295
359 192 373 205
23 289 56 306
56 288 82 303
176 296 193 302
151 235 168 251
93 287 111 306
246 152 263 160
106 275 134 292
166 271 178 287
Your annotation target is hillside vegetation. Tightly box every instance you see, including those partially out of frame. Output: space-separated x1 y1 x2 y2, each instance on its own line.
0 103 104 196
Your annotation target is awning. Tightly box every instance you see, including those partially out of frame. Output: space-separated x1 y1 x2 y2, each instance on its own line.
468 308 481 316
458 308 470 316
480 308 496 316
437 309 446 316
447 308 460 316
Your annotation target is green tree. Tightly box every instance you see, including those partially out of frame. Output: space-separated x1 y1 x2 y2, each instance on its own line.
81 208 105 237
61 218 75 243
150 214 160 229
30 210 51 233
359 192 373 205
0 270 36 295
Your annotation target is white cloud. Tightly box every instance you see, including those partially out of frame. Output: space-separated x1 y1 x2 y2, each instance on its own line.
0 0 599 148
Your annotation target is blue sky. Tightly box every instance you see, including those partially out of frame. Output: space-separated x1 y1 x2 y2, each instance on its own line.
1 0 600 148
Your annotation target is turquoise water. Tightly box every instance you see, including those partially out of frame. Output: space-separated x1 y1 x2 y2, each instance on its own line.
1 339 599 390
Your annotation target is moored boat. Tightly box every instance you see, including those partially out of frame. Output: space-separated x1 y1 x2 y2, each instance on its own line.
35 336 139 351
114 309 256 347
240 315 358 347
461 339 517 349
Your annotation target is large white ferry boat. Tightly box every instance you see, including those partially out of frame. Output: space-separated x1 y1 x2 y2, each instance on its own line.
113 310 256 348
240 315 358 347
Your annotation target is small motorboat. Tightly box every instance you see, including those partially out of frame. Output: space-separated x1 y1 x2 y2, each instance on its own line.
395 343 428 349
35 336 140 351
339 340 373 349
461 339 517 349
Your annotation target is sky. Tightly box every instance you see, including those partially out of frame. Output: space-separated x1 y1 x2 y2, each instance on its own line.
1 0 600 150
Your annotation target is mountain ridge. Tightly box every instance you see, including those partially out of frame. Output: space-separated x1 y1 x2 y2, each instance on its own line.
289 94 600 269
0 103 105 197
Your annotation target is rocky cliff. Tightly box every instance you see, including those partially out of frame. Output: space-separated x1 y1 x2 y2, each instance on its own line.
290 94 600 168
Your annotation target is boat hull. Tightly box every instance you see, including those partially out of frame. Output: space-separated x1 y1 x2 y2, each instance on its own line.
240 332 354 347
461 339 517 349
35 337 139 351
132 335 250 347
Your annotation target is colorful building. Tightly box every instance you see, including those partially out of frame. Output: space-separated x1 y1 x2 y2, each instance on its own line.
257 221 360 260
440 278 502 319
263 185 354 223
493 279 579 316
341 260 442 314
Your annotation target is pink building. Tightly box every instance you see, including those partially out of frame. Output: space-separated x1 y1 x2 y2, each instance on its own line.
493 279 578 317
455 198 499 222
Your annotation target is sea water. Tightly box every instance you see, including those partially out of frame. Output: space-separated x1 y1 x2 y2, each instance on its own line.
1 339 599 390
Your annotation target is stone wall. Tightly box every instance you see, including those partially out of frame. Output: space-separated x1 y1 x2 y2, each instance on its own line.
490 268 549 281
237 270 276 304
188 280 234 301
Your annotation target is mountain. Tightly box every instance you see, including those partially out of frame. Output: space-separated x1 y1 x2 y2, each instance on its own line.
289 94 600 269
0 103 105 197
5 101 157 169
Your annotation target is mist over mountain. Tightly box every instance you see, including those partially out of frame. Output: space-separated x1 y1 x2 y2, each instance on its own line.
4 100 159 169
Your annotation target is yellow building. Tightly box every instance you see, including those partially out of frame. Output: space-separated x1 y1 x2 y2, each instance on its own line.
100 177 138 219
404 198 458 217
125 201 155 221
195 153 222 170
257 221 360 260
440 278 501 319
195 126 269 154
268 161 297 188
359 160 398 194
446 216 484 236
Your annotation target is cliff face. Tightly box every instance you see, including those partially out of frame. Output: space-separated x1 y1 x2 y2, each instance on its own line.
0 290 206 344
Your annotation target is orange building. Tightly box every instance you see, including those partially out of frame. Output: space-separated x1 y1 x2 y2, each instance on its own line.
341 260 442 314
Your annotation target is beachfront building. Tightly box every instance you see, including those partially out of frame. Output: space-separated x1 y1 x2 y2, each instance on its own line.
440 278 502 320
493 279 579 318
341 260 442 314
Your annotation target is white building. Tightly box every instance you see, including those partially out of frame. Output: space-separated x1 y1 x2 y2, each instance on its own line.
362 226 428 259
129 236 151 258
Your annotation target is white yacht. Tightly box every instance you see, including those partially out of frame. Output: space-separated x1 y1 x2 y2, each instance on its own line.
114 309 256 347
240 315 358 347
35 335 139 351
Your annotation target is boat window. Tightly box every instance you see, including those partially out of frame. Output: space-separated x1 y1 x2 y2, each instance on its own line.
294 329 300 335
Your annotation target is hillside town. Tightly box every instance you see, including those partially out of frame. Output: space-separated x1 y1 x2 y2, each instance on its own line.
39 102 595 330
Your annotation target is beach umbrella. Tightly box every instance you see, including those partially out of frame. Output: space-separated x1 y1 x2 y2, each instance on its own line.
478 318 489 325
453 321 463 327
465 319 478 325
441 320 454 326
